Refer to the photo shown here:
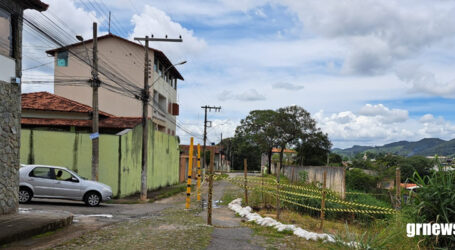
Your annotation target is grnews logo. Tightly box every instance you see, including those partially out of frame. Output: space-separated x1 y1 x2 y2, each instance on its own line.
407 223 455 237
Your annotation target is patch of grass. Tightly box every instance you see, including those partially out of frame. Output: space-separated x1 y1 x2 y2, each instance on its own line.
110 183 189 204
220 186 243 205
33 229 60 239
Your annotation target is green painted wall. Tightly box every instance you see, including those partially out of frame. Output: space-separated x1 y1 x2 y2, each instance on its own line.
20 123 180 198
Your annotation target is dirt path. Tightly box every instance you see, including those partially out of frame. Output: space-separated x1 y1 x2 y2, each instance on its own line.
201 179 265 250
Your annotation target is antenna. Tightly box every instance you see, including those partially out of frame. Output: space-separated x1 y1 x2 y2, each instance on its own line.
108 11 111 34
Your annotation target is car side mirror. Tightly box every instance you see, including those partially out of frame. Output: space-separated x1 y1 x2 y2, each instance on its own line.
71 177 79 183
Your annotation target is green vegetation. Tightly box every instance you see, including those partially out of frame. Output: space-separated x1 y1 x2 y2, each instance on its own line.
228 106 331 172
410 169 455 248
333 137 455 159
345 169 377 193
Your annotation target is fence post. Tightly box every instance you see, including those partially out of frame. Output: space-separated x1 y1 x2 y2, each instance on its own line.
244 158 248 205
185 137 194 209
291 167 295 184
396 168 401 210
197 144 201 201
276 162 281 220
320 170 327 230
261 165 264 208
207 148 215 225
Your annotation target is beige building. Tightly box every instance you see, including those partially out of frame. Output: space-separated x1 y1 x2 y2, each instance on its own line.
46 34 183 135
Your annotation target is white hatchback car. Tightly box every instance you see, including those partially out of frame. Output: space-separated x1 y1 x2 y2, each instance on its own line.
19 164 113 206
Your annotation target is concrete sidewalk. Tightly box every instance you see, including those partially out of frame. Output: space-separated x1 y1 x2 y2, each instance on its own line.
0 208 73 246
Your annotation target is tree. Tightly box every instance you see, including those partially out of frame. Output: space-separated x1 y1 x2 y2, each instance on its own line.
398 156 432 182
275 106 318 171
231 134 261 171
295 131 332 166
235 110 279 174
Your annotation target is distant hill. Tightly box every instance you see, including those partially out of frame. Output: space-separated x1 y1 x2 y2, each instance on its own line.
332 138 452 158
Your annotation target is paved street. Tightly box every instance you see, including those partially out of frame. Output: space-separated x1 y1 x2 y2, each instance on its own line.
5 175 273 250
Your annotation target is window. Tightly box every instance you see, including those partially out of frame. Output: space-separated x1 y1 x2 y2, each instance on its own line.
57 50 68 67
154 57 158 72
30 167 53 179
0 8 12 58
55 169 77 182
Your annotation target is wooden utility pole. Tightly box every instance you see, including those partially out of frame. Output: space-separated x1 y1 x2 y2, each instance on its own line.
320 170 327 230
396 168 401 209
219 133 223 172
91 22 100 181
244 158 248 205
207 148 215 225
276 161 281 220
133 35 183 201
201 105 221 178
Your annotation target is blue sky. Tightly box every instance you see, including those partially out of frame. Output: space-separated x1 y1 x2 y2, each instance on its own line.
22 0 455 149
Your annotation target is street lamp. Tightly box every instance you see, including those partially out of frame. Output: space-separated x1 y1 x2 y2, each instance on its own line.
75 35 90 64
150 60 186 88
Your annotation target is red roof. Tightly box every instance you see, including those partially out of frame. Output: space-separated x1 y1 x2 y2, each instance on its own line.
400 183 418 189
180 145 221 154
45 33 183 80
272 148 297 153
22 92 113 117
22 117 142 129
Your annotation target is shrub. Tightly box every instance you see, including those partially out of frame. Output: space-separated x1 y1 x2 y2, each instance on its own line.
411 170 455 248
346 168 378 193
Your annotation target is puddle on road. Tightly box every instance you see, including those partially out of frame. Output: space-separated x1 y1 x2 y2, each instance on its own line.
202 200 222 209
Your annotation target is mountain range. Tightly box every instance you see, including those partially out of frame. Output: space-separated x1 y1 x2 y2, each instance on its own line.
332 138 455 158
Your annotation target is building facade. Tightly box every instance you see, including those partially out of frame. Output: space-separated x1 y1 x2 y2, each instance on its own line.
47 34 183 136
0 0 48 215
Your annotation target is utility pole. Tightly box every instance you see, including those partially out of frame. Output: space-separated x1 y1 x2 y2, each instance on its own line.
91 22 100 181
201 105 221 179
220 133 223 172
134 35 183 201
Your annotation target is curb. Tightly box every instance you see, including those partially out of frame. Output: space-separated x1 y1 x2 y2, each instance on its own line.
0 212 73 246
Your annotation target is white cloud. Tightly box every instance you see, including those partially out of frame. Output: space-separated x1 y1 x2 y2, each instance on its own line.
218 89 266 102
279 0 455 75
272 82 304 90
396 64 455 98
129 5 207 61
358 104 408 123
316 105 455 148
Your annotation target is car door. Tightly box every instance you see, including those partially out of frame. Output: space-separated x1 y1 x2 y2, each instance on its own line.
28 167 57 197
53 169 81 199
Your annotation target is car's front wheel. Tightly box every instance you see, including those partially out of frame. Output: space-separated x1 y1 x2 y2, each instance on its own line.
19 187 33 203
84 191 101 207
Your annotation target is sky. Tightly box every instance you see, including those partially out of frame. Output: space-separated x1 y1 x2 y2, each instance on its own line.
21 0 455 149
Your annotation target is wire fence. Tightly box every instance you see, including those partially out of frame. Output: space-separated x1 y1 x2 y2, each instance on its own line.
226 176 396 216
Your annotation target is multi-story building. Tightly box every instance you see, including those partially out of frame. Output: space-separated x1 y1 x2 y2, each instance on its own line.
46 34 183 136
0 0 48 215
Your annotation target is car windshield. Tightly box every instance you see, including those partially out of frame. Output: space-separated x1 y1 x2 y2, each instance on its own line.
67 170 87 180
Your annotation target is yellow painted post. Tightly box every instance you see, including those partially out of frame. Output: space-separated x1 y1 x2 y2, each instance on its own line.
197 144 202 201
185 137 194 209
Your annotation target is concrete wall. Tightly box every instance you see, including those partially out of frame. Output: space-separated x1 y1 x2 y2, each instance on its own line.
276 165 346 198
20 123 180 198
